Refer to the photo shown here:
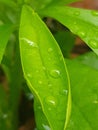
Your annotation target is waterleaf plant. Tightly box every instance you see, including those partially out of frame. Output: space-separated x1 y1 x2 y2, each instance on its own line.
0 0 98 130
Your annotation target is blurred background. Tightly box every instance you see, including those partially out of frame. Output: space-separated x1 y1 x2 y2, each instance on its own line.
0 0 98 130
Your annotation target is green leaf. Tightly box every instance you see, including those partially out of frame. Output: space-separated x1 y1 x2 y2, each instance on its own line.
19 5 70 130
0 85 9 130
31 0 79 11
66 58 98 130
0 0 17 9
39 6 98 55
76 52 98 70
0 24 13 63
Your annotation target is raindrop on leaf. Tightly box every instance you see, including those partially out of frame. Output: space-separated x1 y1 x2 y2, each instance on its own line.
27 73 32 78
89 39 98 49
50 69 60 78
45 96 57 107
78 31 86 38
48 48 53 52
60 89 68 95
91 10 98 16
74 11 80 16
38 80 43 84
20 38 38 47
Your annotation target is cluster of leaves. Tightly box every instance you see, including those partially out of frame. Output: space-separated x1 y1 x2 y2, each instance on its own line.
0 0 98 130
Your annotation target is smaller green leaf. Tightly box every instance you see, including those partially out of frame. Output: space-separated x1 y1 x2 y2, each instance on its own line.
31 0 80 11
66 58 98 130
0 24 13 63
39 6 98 55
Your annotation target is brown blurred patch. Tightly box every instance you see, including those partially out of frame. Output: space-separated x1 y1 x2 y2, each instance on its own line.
70 0 98 9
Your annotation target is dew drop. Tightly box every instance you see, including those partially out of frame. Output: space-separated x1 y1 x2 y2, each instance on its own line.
27 73 32 78
74 11 80 16
45 96 57 106
48 83 52 87
50 69 60 78
91 10 98 16
48 48 53 52
48 57 51 61
3 114 8 119
43 66 46 70
20 38 38 47
89 39 98 49
36 69 40 73
26 93 34 100
60 89 68 95
38 80 43 84
78 31 86 38
48 107 52 111
42 124 51 130
93 100 98 104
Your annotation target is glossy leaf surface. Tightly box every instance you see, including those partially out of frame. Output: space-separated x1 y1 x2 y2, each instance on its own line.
66 58 98 130
0 24 13 63
19 5 70 130
40 6 98 55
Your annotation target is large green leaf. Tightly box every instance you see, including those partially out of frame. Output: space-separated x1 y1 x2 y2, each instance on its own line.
19 5 70 130
65 58 98 130
0 24 13 63
39 6 98 55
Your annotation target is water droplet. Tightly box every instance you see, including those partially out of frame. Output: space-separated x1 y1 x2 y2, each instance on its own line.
50 69 60 78
26 93 34 100
3 114 8 119
48 107 52 111
48 57 51 61
45 96 57 106
48 48 53 52
27 73 32 78
89 39 98 49
42 124 51 130
91 10 98 16
43 66 46 70
60 89 68 95
78 31 86 38
36 70 39 73
48 83 52 87
20 38 38 47
38 80 43 84
93 100 98 104
74 11 80 16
